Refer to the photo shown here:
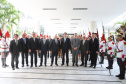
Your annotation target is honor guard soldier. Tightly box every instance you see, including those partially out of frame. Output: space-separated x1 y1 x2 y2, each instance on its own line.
0 35 9 68
106 36 116 69
99 37 106 64
116 33 126 80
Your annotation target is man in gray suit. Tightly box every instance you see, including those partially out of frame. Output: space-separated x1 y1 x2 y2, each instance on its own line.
80 36 89 67
71 33 80 66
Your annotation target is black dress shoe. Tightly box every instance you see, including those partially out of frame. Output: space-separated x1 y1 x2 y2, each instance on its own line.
45 65 47 67
72 63 74 66
61 64 64 66
30 66 33 68
80 64 84 66
76 64 78 67
22 65 24 67
26 65 29 67
56 64 58 66
50 64 53 66
39 65 42 67
67 64 69 66
16 67 19 69
116 75 121 77
85 65 87 67
12 68 15 70
5 64 9 67
106 67 113 69
35 65 37 67
119 77 125 80
89 65 93 67
99 62 103 64
93 66 96 69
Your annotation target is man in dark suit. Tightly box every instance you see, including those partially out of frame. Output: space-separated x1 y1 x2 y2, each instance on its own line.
50 35 60 66
20 33 29 67
89 33 99 68
28 32 39 67
80 36 89 67
61 32 71 66
47 35 52 58
10 34 21 70
39 35 49 67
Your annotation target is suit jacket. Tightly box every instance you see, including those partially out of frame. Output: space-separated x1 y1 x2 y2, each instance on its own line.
47 39 52 50
10 39 21 54
61 38 71 52
71 38 80 50
28 38 39 51
80 39 89 53
20 38 29 52
39 39 49 53
50 39 60 53
89 38 99 53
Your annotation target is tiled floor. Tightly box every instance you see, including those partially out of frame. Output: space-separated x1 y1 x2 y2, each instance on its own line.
0 53 125 84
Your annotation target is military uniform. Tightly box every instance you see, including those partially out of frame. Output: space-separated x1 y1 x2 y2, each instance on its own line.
106 36 116 69
116 33 126 79
0 37 9 68
99 40 105 64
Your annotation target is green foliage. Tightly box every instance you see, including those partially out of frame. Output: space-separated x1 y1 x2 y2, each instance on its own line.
0 0 23 35
113 18 126 28
114 49 117 58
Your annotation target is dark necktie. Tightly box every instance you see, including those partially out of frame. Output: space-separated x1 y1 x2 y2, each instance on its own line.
92 39 94 43
64 38 66 43
23 38 26 44
16 40 18 45
55 40 57 44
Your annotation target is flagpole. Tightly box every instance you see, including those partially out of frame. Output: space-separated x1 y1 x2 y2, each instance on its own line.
101 19 111 75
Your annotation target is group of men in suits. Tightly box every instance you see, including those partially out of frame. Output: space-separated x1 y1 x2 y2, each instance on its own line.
8 32 101 70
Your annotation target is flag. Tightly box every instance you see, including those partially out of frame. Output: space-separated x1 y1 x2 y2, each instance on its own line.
47 34 48 38
4 28 10 38
81 34 82 37
102 21 106 42
102 33 106 41
83 31 85 36
88 28 91 36
89 31 91 36
0 28 2 36
40 34 42 37
24 30 27 38
25 33 27 38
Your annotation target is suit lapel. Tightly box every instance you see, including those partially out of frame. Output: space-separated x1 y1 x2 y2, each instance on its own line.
14 40 16 46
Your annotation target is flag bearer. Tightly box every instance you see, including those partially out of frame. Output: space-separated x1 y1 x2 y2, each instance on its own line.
116 33 126 80
106 36 116 69
1 35 9 68
99 37 105 64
